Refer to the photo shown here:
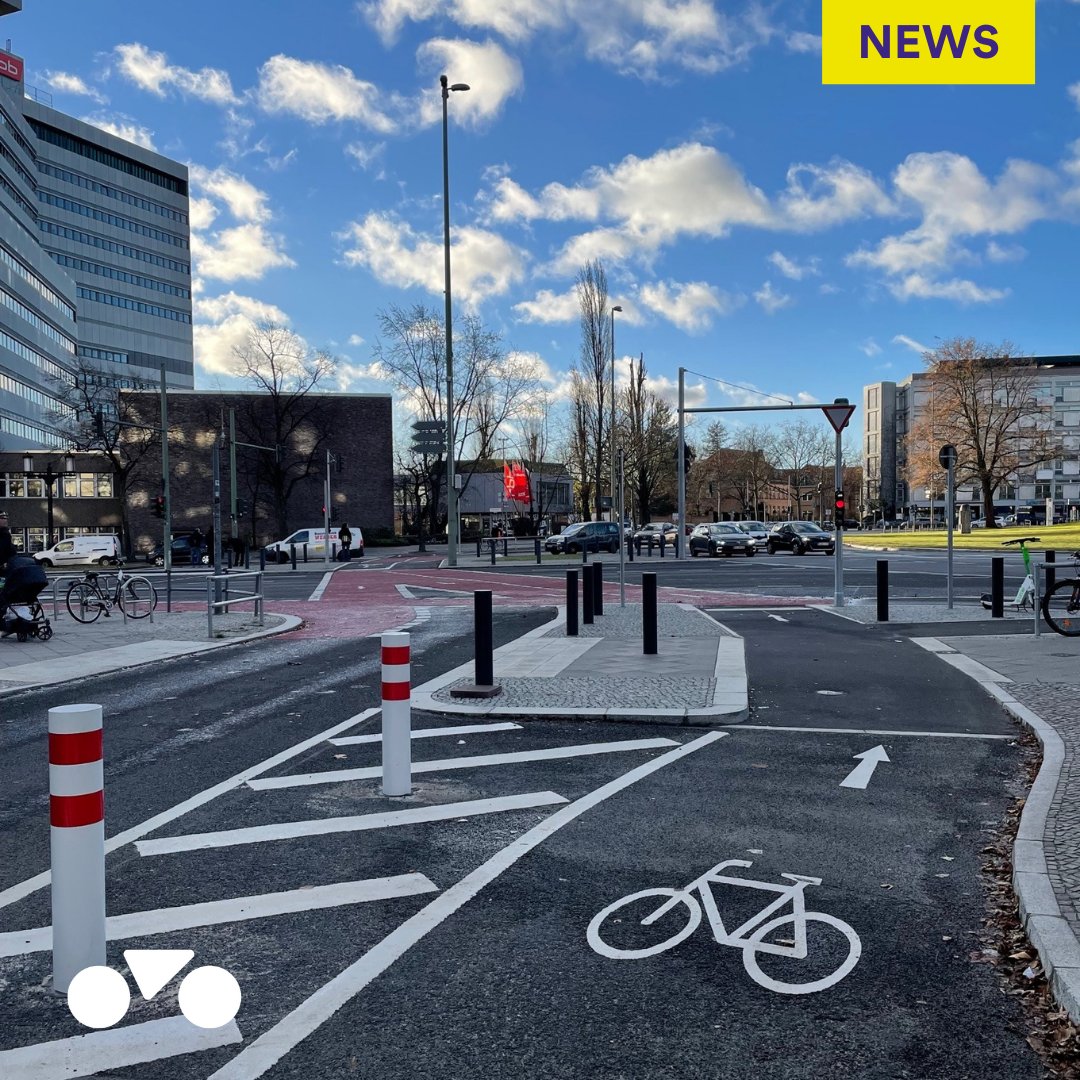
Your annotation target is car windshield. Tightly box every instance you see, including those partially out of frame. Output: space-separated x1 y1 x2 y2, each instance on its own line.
712 525 740 534
791 522 826 534
738 522 765 531
562 524 584 535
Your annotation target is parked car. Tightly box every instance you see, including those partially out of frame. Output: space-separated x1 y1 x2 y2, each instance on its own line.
34 535 123 568
689 523 756 558
734 521 769 550
633 522 678 546
766 521 836 556
544 521 621 555
263 525 362 563
970 515 1007 529
145 534 211 567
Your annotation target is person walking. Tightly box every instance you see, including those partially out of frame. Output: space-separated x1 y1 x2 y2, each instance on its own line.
189 526 204 566
0 512 17 573
338 521 352 562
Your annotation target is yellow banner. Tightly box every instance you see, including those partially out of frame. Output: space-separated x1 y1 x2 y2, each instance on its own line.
822 0 1035 84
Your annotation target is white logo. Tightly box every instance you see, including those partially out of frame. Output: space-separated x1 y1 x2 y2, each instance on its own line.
67 951 241 1029
587 858 861 995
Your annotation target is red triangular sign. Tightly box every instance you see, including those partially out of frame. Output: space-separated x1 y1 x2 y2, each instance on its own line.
822 404 856 433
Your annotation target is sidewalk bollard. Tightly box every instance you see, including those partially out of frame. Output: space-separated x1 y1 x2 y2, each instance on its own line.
259 547 266 572
534 538 541 565
245 545 250 570
643 572 658 655
226 549 233 570
381 632 411 796
582 544 588 564
991 556 1004 618
476 538 481 558
876 560 889 622
475 590 494 686
593 560 603 616
331 542 337 561
659 534 666 558
50 703 106 994
303 543 308 563
1046 549 1056 594
583 564 594 624
290 544 297 570
566 569 579 636
490 541 496 566
502 538 508 557
627 535 634 563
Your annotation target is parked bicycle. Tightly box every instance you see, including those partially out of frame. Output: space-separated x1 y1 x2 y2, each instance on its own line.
65 568 158 623
1042 549 1080 637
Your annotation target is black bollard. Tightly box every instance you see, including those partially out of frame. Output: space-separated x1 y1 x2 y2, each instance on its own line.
876 560 889 622
303 543 308 563
659 534 666 558
566 570 579 636
534 538 541 565
583 543 589 564
991 556 1004 618
1046 549 1056 595
476 538 482 558
259 546 266 572
475 590 494 687
643 572 658 655
593 560 603 615
627 535 634 562
490 541 496 566
290 544 297 570
647 536 654 556
583 564 594 624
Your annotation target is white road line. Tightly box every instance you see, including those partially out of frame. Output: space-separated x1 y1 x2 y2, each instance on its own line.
0 1016 243 1079
208 731 725 1080
0 875 437 958
722 723 1015 740
329 722 521 746
0 707 382 914
394 583 416 599
136 791 568 856
247 738 679 791
308 572 335 601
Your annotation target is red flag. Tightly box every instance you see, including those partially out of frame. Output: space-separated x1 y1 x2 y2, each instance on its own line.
503 462 514 499
512 463 531 503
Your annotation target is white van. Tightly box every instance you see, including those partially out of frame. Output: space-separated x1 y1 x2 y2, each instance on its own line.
263 526 363 563
34 535 122 568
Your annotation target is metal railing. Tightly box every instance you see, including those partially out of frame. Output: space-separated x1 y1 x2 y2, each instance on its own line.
206 571 264 639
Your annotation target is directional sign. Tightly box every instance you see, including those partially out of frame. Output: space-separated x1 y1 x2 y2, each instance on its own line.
822 402 856 433
411 418 446 456
839 745 890 790
412 420 446 435
938 444 957 469
411 440 444 455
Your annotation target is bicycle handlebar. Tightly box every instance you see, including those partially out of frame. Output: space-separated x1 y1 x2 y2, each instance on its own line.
1002 536 1042 546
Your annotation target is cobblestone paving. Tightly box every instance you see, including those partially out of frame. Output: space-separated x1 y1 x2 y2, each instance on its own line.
841 599 1034 624
543 603 728 639
1008 681 1080 933
432 674 717 709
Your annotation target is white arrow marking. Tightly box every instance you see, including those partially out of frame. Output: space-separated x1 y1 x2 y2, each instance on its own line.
124 949 193 1000
839 745 890 790
766 614 789 623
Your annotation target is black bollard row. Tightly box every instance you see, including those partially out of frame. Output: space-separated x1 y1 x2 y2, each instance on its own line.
534 538 542 565
642 572 658 655
475 590 494 687
991 556 1004 618
290 544 297 570
876 560 889 622
593 560 603 616
566 570 579 637
1046 549 1056 595
583 564 595 624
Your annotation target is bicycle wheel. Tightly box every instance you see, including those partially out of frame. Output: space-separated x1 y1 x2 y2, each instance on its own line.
741 912 861 995
66 582 103 624
587 888 702 960
119 578 157 619
1042 578 1080 637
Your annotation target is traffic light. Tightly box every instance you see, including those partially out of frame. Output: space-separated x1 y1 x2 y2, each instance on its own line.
152 495 165 519
834 489 845 527
235 499 247 518
94 410 105 438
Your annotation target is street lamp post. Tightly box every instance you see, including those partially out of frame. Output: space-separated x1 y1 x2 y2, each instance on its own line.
23 453 75 548
609 305 622 523
441 73 469 567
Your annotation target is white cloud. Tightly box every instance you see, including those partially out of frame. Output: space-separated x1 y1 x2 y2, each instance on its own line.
887 273 1008 304
985 240 1025 262
189 166 271 223
192 224 296 282
779 160 894 230
753 281 792 314
786 32 821 53
79 113 156 150
255 54 396 132
340 211 527 304
44 71 107 104
193 291 291 376
638 279 738 333
768 251 819 280
345 141 386 170
189 197 219 232
892 334 930 354
415 39 524 129
859 338 881 357
113 43 238 105
1069 81 1080 111
361 0 443 45
512 287 580 324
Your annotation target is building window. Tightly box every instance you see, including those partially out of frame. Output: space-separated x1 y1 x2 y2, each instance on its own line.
75 286 191 323
59 473 115 498
39 191 189 248
1035 482 1051 499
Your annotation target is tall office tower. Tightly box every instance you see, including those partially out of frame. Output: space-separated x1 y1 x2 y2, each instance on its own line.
0 25 79 449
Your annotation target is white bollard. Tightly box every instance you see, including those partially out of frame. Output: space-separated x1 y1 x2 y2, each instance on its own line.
381 631 411 796
49 703 106 994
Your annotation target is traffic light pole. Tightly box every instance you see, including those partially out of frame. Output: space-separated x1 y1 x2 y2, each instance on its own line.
160 366 171 574
834 426 844 608
229 408 238 541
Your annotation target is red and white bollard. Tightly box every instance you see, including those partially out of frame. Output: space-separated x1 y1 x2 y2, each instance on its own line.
381 632 412 797
49 703 106 994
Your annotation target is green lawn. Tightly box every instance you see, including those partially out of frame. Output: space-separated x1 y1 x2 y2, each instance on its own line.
844 523 1080 551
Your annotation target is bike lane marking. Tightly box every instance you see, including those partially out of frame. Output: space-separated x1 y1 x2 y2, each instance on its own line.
307 572 335 601
724 724 1013 740
205 731 725 1080
329 721 521 745
0 1015 243 1079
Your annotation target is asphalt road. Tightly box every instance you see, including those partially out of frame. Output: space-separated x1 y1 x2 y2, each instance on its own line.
0 604 1047 1079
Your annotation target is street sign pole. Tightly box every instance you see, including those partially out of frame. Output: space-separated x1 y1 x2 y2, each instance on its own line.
939 444 957 609
822 400 856 610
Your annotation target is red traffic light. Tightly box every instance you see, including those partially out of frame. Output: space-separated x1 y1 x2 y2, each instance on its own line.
834 490 845 526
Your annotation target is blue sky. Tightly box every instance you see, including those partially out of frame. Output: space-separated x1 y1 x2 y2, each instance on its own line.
9 0 1080 442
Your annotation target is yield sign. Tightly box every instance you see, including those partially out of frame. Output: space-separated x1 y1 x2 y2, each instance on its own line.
822 403 856 433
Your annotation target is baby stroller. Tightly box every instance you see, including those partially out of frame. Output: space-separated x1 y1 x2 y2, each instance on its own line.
0 555 53 642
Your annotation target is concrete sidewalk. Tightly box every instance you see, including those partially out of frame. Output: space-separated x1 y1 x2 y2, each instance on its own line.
413 602 748 723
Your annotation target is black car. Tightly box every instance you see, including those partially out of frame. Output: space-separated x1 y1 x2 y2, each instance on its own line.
544 521 621 555
145 534 211 567
766 521 836 556
689 523 756 558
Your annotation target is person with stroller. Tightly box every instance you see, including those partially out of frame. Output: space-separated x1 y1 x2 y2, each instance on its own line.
0 511 16 573
0 554 49 639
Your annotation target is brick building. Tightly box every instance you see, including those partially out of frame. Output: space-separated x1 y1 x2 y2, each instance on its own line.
122 390 393 554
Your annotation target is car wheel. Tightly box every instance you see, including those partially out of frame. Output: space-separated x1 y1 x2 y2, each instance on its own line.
793 542 805 556
766 542 776 555
97 556 112 566
278 552 289 564
690 546 698 557
153 555 164 567
746 549 755 557
357 545 364 557
568 543 579 554
708 543 717 557
608 541 619 554
38 558 53 568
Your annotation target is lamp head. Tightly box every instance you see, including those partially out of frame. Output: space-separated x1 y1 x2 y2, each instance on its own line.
450 82 470 92
612 305 623 313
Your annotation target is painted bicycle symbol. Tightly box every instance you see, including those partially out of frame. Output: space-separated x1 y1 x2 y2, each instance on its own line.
586 858 862 995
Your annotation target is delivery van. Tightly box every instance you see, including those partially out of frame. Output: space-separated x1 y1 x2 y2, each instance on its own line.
263 526 363 562
34 535 123 568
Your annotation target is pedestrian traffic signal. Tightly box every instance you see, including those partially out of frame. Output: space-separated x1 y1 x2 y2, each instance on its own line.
834 489 845 526
235 499 247 518
152 495 165 519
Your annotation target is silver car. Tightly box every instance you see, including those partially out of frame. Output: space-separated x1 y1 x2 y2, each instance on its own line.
735 521 769 550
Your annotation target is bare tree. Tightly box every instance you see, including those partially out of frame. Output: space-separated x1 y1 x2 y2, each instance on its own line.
905 338 1054 526
773 418 823 519
568 370 594 518
576 260 610 520
231 322 337 537
622 355 677 524
724 425 777 519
